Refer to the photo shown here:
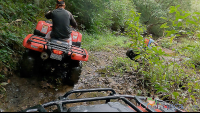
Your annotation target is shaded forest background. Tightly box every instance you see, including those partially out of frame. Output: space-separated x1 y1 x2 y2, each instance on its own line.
0 0 198 70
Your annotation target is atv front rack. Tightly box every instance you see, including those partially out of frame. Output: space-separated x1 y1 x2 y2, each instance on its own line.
20 88 185 112
25 35 87 57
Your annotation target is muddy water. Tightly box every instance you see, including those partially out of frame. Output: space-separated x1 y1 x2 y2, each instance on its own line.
0 74 74 112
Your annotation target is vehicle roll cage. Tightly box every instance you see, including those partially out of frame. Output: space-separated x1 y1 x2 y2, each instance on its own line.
21 88 184 112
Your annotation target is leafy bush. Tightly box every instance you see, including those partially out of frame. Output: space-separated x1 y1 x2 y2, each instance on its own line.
124 6 200 110
132 0 192 38
159 38 173 49
65 0 135 33
81 31 129 51
108 57 139 74
0 0 46 72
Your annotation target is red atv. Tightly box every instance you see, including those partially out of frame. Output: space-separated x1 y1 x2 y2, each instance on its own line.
18 21 89 86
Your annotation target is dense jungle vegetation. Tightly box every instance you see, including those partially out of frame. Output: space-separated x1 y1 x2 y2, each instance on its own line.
1 0 200 111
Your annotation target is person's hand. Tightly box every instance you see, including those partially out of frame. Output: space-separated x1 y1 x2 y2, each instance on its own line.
46 11 51 14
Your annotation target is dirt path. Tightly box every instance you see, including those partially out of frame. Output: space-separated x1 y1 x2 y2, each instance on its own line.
0 47 187 112
0 48 129 112
0 75 74 112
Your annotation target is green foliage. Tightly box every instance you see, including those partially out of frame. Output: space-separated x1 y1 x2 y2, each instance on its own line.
160 4 200 39
125 9 146 49
106 0 134 32
81 31 129 52
65 0 110 32
132 0 192 37
0 0 48 72
124 5 200 109
108 57 139 74
65 0 135 33
0 74 7 96
159 5 200 108
161 5 200 65
159 38 173 49
0 74 5 82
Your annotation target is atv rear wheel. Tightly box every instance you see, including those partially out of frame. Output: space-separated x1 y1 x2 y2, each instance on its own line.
63 61 82 86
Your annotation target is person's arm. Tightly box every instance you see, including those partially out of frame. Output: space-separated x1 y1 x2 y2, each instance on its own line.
154 42 158 46
67 11 77 29
45 11 52 19
149 38 158 47
150 39 158 46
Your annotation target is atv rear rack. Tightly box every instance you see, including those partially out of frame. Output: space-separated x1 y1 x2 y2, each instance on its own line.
20 88 185 112
27 35 87 57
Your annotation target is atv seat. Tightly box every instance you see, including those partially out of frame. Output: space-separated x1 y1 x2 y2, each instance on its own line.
50 39 69 47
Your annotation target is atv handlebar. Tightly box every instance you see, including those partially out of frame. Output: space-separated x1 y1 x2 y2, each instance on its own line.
59 88 116 100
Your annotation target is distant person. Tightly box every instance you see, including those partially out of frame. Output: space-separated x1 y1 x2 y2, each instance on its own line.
126 34 158 61
144 34 158 48
45 0 77 46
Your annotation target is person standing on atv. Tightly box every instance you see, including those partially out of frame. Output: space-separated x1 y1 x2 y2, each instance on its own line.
45 0 77 46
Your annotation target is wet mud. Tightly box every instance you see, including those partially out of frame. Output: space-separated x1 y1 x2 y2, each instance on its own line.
0 74 73 112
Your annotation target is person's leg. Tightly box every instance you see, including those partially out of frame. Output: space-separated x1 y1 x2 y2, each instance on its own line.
66 36 72 46
45 31 51 40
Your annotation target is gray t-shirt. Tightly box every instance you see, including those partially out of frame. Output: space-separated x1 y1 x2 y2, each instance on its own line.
45 8 77 40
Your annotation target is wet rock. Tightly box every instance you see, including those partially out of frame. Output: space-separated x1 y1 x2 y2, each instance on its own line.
117 85 123 90
127 88 133 94
16 88 19 92
130 76 136 79
0 94 3 99
107 78 115 84
118 78 123 81
40 81 52 89
118 90 124 94
104 78 110 84
111 85 117 89
98 77 103 82
7 79 11 84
